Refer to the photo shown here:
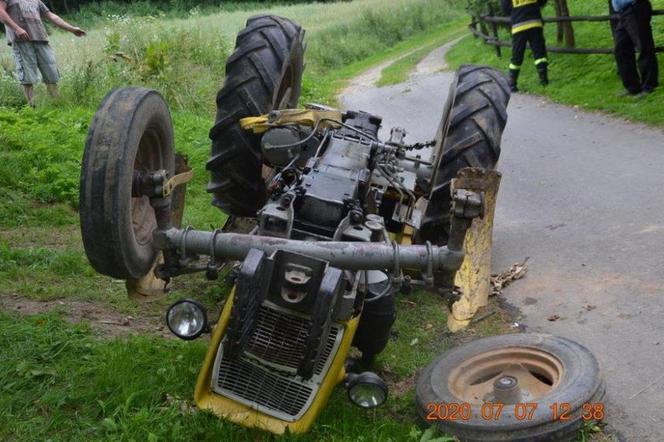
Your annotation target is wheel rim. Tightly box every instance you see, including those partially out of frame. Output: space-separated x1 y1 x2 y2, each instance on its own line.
447 347 563 404
131 127 162 246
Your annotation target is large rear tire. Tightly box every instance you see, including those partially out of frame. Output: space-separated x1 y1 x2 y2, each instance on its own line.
207 15 305 217
80 87 175 280
417 65 510 245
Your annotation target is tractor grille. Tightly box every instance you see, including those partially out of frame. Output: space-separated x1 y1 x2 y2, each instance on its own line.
244 305 310 371
215 357 314 417
212 305 343 421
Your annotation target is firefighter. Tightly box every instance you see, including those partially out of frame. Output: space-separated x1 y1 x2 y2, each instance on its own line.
501 0 549 92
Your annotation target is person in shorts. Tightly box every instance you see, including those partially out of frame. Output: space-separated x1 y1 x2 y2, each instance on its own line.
0 0 86 106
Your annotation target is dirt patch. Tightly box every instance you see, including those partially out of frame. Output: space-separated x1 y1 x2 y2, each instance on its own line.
0 225 82 249
383 370 417 397
413 35 464 77
0 294 171 339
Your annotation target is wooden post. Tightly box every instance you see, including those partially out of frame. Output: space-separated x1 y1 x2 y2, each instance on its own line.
488 4 502 58
555 0 576 48
554 0 564 44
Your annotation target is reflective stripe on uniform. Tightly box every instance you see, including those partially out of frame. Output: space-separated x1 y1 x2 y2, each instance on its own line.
534 57 548 65
509 63 521 70
512 0 537 6
512 19 543 34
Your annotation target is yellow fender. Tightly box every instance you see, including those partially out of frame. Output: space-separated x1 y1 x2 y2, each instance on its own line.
448 168 502 332
194 289 361 434
240 109 343 134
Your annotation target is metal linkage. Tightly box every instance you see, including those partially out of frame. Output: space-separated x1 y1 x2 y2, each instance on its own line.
154 229 465 272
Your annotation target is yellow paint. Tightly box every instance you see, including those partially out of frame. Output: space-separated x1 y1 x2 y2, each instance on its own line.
194 288 361 434
512 0 537 7
240 109 343 134
125 253 167 301
512 20 543 34
400 224 414 246
448 169 502 332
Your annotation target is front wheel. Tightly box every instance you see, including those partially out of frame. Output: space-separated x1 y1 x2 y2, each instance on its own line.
80 87 175 280
416 334 605 441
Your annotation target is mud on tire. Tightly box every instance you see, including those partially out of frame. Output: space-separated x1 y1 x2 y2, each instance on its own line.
207 15 305 217
80 87 175 280
417 65 510 245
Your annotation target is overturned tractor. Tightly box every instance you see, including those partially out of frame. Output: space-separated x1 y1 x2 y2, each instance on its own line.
80 15 513 436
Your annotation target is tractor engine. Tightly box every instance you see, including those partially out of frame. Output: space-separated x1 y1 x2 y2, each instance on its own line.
204 110 430 421
257 110 418 241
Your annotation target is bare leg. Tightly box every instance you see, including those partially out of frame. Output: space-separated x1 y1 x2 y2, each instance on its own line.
22 84 35 106
46 84 60 99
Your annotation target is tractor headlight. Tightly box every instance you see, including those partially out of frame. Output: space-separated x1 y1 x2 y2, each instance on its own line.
166 299 209 340
345 372 388 409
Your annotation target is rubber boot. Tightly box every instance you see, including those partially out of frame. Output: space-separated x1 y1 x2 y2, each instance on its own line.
508 68 520 92
537 63 549 86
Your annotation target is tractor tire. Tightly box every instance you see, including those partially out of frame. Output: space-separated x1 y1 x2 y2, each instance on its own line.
207 15 305 217
416 334 605 442
417 65 510 245
80 87 175 280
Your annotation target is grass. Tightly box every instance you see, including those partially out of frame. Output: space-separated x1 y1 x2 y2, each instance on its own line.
376 21 467 87
0 292 514 441
0 0 466 112
302 20 468 106
0 1 490 440
0 0 614 439
446 0 664 125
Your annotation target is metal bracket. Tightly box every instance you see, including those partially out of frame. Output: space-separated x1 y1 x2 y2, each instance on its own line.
452 188 484 220
240 108 343 134
132 168 194 199
162 169 194 197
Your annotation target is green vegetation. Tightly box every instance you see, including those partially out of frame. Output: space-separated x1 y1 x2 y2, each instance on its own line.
0 291 513 441
446 0 664 125
1 0 465 112
0 0 616 439
0 1 493 440
376 22 467 87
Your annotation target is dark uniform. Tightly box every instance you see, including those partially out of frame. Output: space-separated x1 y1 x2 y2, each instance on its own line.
612 0 658 94
501 0 549 92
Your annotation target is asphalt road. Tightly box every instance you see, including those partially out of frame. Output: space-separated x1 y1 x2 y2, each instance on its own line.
341 43 664 441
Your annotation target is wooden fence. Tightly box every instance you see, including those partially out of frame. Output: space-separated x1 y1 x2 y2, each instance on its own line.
471 9 664 56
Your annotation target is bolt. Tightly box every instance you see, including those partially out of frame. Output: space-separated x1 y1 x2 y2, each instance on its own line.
493 375 522 404
349 210 364 225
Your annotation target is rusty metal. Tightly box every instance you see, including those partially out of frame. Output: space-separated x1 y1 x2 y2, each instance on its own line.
126 154 190 299
163 168 194 197
493 376 522 405
448 168 502 332
447 348 562 404
157 229 465 273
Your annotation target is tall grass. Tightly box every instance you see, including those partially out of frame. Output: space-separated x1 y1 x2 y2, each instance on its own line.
0 0 465 210
0 0 464 112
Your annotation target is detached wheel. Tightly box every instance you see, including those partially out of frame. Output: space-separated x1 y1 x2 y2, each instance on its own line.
417 65 510 245
207 15 305 217
80 87 175 280
416 334 605 442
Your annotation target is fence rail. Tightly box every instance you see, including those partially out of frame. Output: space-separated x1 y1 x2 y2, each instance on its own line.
471 9 664 56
